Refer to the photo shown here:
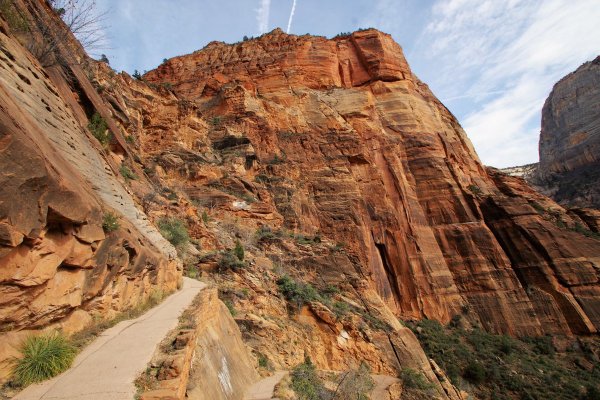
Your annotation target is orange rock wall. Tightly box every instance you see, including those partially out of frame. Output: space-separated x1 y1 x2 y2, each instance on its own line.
0 0 180 381
142 29 600 337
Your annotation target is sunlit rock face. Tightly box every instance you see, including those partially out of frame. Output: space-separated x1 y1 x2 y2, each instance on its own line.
140 28 600 338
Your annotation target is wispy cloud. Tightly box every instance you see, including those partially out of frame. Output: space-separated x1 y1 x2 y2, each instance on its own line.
416 0 600 167
286 0 297 34
256 0 271 34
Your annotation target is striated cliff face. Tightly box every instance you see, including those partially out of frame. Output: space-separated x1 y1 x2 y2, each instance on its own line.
2 1 600 396
0 0 181 381
139 28 600 338
534 56 600 208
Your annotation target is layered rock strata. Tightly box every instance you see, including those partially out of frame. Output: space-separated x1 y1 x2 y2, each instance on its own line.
139 28 600 338
0 0 180 381
535 56 600 207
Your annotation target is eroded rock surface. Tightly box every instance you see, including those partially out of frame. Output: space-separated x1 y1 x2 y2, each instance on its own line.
138 29 600 338
535 56 600 208
0 0 180 382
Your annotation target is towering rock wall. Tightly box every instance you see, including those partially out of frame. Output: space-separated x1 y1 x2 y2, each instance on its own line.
0 0 180 381
535 56 600 208
141 29 600 338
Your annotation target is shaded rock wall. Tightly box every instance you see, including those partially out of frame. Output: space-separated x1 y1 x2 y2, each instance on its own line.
141 29 600 338
0 0 180 381
536 56 600 208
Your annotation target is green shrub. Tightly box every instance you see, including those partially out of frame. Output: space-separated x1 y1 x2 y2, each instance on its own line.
322 285 340 297
218 250 246 271
468 184 482 195
277 275 320 311
211 116 221 126
88 112 111 147
332 301 349 318
258 353 269 369
125 135 135 144
234 240 245 261
295 234 320 245
400 368 436 392
0 0 29 32
267 153 286 165
11 333 76 386
256 226 281 242
224 300 236 317
524 335 555 356
201 210 209 224
290 357 329 400
463 361 486 384
120 165 138 181
334 362 374 400
157 217 189 248
102 212 120 232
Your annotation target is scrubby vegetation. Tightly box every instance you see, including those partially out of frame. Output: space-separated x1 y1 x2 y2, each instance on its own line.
409 318 600 400
11 332 76 386
0 0 29 32
119 165 138 181
400 367 436 395
276 275 320 311
102 212 120 232
333 362 374 400
234 239 245 261
157 217 190 248
88 112 112 146
218 249 246 271
290 357 330 400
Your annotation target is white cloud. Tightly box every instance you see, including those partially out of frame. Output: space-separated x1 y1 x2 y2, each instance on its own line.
256 0 271 34
418 0 600 167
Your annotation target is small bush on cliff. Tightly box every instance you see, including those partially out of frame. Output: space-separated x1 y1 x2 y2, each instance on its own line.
234 240 245 261
119 165 138 181
11 332 76 386
218 250 246 271
400 368 436 394
88 113 112 147
290 357 330 400
333 362 374 400
277 275 320 311
157 217 189 249
0 0 29 32
102 212 120 232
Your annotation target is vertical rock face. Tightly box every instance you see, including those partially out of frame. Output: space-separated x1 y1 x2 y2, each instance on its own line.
536 56 600 207
140 28 600 338
0 0 180 381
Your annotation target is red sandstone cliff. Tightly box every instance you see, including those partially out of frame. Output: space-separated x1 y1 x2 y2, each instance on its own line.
138 28 600 338
0 0 180 382
1 2 600 397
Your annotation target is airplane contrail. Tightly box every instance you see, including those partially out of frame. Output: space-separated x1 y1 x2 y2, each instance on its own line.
286 0 298 34
257 0 271 34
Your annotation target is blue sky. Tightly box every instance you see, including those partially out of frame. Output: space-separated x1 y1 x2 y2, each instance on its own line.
96 0 600 168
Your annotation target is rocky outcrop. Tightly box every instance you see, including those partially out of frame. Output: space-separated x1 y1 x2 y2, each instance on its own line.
0 0 180 381
2 1 599 395
140 288 258 400
138 28 600 338
534 56 600 207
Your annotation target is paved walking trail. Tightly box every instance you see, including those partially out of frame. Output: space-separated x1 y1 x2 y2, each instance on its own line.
15 278 205 400
244 371 287 400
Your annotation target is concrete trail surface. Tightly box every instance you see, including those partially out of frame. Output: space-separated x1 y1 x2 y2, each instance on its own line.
243 371 399 400
244 371 287 400
15 278 205 400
